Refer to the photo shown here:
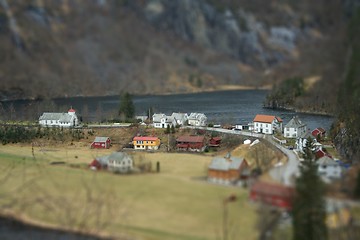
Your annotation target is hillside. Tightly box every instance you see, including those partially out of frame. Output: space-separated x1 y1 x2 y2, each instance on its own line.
0 0 348 103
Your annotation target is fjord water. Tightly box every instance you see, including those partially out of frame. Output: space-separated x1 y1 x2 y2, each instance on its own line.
56 90 334 131
4 90 334 131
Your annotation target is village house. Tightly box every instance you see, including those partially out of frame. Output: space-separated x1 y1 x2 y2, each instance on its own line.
91 137 111 149
187 112 207 127
107 152 133 174
152 113 176 128
295 130 319 153
171 112 188 126
39 108 79 128
208 154 249 185
133 136 160 150
253 114 282 134
283 116 307 138
176 135 206 152
316 156 342 180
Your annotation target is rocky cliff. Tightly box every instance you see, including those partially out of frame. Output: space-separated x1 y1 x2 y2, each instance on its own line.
0 0 347 101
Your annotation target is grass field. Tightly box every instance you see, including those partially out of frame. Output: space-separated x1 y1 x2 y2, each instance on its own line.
0 144 258 240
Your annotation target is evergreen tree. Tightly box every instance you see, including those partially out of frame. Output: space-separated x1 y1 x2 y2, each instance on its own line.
354 170 360 199
170 124 176 134
292 137 327 240
119 92 135 122
164 125 170 134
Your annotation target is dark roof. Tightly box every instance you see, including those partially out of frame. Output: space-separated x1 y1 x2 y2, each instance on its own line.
176 136 205 143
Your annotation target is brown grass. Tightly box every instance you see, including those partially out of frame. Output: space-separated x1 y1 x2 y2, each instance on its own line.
0 143 259 240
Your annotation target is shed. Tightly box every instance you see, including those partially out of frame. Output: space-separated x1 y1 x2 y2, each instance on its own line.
209 137 222 147
91 137 111 149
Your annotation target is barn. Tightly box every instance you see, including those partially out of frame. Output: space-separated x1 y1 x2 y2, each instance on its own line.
250 181 295 210
176 135 205 152
91 137 111 149
208 154 249 185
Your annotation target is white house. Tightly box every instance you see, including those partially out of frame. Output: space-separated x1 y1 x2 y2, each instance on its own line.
295 130 318 153
188 112 207 127
171 112 188 126
316 156 342 180
152 113 176 128
107 152 133 174
253 114 283 134
283 116 307 138
39 108 79 127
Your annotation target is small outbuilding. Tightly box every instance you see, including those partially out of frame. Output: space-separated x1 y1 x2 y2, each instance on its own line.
91 137 111 149
312 127 326 140
209 137 222 147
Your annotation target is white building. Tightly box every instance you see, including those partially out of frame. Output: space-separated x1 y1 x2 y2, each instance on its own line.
107 152 133 174
171 112 188 126
188 112 207 127
317 156 342 180
39 108 79 127
296 130 318 153
283 116 307 138
152 113 176 128
253 114 283 134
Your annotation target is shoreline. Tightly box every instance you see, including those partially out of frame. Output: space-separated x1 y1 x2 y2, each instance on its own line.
263 106 335 117
0 85 270 103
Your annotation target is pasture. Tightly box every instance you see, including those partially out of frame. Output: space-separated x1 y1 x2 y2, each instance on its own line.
0 144 258 240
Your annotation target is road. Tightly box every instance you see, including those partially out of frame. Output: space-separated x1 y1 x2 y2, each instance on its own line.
185 126 300 186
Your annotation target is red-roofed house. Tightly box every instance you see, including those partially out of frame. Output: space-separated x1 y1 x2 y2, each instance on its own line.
91 137 111 149
253 114 283 134
250 181 295 210
133 136 160 150
315 148 332 159
312 127 326 140
176 136 206 152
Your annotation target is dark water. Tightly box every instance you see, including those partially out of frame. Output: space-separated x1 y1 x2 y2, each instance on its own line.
1 90 334 131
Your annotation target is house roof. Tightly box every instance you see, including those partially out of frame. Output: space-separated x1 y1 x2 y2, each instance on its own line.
176 135 205 143
208 155 246 171
284 116 306 129
93 137 110 143
108 152 132 162
188 112 207 120
312 127 326 137
133 136 159 141
39 112 74 122
68 108 76 112
210 137 222 141
171 112 188 121
298 130 316 140
251 181 294 198
253 114 282 123
152 113 166 122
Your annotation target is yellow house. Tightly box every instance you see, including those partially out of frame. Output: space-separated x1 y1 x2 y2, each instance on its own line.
326 200 351 228
133 136 160 150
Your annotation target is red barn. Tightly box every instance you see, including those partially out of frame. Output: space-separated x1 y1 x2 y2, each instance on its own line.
91 137 111 149
176 136 205 152
250 181 295 210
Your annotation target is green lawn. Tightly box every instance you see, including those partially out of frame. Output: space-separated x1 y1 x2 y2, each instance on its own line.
0 147 258 240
